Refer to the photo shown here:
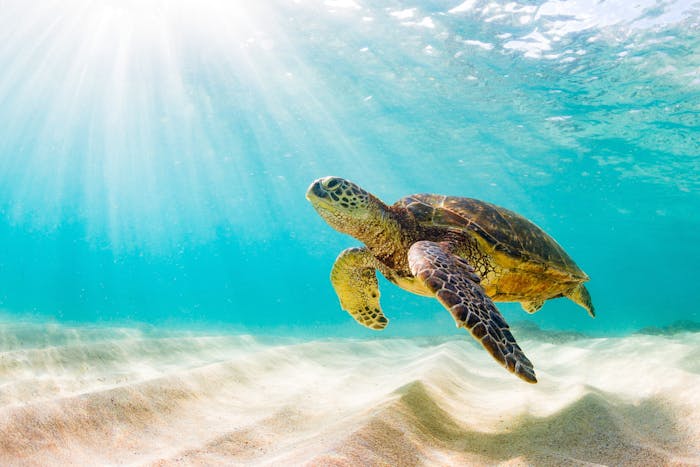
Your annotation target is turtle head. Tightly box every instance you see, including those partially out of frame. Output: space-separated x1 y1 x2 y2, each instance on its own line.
306 177 388 237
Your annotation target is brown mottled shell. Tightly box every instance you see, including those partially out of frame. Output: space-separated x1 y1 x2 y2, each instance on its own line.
396 194 588 280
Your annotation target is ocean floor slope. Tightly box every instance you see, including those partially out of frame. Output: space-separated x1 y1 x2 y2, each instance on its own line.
0 323 698 466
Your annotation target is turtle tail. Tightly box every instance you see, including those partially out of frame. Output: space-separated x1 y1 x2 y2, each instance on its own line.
565 283 595 318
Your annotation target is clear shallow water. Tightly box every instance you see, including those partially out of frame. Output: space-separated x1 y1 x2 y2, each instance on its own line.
0 0 698 335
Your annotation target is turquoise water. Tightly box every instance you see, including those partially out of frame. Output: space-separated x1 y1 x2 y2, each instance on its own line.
0 0 698 336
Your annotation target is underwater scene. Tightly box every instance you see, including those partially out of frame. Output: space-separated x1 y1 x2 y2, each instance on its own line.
1 0 699 465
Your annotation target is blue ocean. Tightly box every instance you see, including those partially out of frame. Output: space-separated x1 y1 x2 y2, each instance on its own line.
1 1 698 464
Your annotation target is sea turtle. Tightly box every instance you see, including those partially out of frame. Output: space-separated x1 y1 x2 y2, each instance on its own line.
306 176 594 383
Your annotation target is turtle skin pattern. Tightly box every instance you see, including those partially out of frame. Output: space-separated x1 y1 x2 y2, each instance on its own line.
408 240 537 383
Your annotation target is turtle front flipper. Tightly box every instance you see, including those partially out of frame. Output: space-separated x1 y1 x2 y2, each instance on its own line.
331 247 388 330
408 240 537 383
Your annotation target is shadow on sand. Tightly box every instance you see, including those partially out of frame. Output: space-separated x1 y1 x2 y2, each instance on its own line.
321 380 694 466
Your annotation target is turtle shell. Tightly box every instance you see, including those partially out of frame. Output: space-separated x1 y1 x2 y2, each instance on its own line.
396 194 587 279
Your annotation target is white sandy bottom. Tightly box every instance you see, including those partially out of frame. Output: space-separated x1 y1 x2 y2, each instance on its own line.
0 323 699 466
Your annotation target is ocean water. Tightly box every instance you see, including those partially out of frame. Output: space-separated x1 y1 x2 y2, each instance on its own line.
1 1 699 464
0 0 698 335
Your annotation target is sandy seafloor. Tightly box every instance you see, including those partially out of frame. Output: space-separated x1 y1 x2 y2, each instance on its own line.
1 321 699 466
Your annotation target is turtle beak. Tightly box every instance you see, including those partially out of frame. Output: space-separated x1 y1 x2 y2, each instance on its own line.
306 178 331 202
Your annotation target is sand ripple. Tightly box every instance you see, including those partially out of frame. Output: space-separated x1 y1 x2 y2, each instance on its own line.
0 323 698 466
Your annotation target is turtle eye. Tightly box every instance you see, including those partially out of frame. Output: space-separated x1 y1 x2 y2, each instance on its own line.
322 178 340 189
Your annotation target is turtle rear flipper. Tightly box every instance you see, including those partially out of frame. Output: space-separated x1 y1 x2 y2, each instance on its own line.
565 283 595 318
408 240 537 383
331 247 388 330
521 300 544 314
